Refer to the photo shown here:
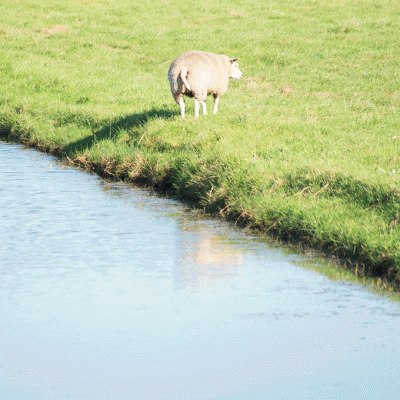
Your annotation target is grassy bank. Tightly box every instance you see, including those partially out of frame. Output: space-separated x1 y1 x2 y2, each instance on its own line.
1 0 400 284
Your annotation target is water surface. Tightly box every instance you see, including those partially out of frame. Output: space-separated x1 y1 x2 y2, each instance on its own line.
1 141 399 399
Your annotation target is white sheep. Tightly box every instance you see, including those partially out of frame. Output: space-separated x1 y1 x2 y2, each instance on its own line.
168 50 242 119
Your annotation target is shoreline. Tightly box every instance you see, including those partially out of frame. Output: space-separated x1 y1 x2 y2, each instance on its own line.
1 129 399 298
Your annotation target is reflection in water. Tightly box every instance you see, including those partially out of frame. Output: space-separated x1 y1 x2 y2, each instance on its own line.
1 141 400 400
175 229 243 289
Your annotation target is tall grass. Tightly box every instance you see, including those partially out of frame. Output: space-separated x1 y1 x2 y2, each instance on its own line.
1 0 400 283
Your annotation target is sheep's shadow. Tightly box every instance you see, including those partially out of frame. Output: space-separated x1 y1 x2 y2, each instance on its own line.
61 107 175 156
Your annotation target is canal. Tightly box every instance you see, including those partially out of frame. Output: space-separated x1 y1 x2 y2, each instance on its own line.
1 141 399 399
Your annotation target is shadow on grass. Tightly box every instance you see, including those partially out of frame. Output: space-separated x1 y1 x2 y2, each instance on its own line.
61 107 176 156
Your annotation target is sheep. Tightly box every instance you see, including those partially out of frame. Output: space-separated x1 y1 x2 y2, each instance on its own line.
168 50 242 119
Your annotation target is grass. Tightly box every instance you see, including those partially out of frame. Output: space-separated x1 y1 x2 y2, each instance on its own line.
1 0 400 286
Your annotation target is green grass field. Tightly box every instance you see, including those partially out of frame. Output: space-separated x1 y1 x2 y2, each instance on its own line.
1 0 400 284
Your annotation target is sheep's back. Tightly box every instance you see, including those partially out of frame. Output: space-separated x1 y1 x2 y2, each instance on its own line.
171 51 230 96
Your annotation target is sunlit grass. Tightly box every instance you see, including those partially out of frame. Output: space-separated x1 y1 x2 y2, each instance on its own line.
1 0 400 285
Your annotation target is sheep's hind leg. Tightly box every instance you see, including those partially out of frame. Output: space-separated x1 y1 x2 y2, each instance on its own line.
194 99 200 118
194 95 207 118
213 96 220 114
178 97 185 119
201 101 207 115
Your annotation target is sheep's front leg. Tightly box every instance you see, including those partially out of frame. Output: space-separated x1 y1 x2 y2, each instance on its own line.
213 96 220 114
178 97 185 119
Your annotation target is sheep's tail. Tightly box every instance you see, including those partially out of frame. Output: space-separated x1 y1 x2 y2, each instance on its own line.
179 66 191 91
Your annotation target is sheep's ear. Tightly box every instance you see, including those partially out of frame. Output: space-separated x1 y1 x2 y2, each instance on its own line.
230 58 239 63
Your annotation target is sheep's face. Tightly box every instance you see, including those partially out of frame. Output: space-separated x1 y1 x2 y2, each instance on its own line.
229 58 243 80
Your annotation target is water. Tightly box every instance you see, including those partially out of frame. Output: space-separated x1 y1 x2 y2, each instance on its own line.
1 141 399 400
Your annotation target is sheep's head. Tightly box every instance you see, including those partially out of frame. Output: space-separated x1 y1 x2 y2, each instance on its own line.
229 58 242 80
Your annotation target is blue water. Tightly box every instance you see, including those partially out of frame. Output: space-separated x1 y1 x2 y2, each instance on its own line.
1 141 400 399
